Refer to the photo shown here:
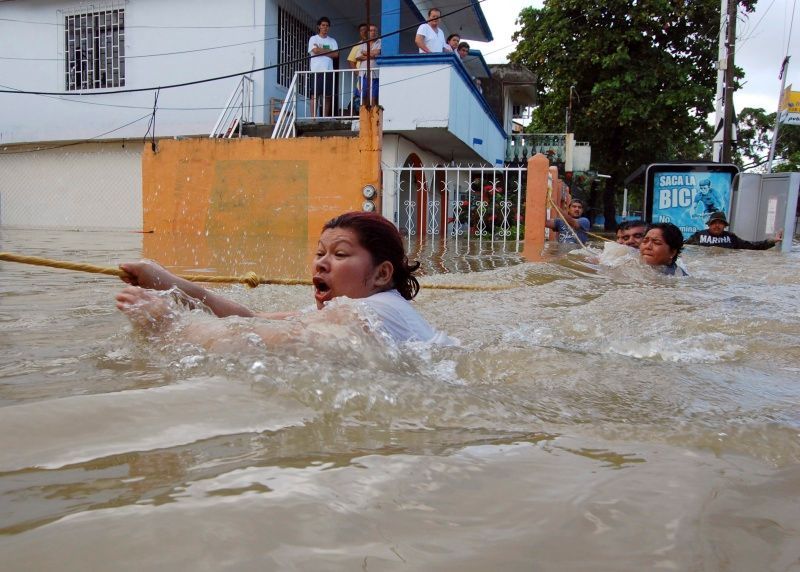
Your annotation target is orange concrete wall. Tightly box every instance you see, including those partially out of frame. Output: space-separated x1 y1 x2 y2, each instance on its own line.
140 107 382 278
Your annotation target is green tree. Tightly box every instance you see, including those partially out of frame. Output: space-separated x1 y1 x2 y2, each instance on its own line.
511 0 756 229
735 107 800 172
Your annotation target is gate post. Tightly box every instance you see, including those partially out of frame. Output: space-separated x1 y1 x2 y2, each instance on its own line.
522 153 550 261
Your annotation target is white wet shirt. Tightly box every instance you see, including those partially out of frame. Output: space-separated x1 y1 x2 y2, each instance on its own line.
358 289 442 344
309 290 454 345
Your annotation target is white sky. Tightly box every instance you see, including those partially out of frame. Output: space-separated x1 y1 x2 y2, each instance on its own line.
471 0 799 115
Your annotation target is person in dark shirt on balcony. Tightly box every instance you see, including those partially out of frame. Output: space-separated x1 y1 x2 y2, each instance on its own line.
685 211 782 250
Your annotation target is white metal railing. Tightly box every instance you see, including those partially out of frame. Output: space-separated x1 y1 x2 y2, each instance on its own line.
505 133 566 163
210 76 254 138
385 164 527 250
271 68 378 138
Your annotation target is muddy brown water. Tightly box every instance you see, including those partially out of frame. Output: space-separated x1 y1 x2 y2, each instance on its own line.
1 228 798 571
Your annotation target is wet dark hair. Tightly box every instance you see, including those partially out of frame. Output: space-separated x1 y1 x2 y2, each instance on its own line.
317 16 331 27
323 212 421 300
646 222 684 265
457 41 470 51
447 33 460 43
617 219 646 232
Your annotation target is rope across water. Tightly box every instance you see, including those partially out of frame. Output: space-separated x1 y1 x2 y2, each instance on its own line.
0 252 513 292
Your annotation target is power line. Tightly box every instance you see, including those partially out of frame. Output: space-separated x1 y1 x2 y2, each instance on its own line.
0 0 486 97
0 1 473 30
0 40 514 115
0 112 152 154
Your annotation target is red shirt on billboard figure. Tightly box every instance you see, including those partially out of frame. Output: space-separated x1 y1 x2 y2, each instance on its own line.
644 164 738 239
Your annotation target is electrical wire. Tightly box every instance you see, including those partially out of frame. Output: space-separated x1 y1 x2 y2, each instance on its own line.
0 0 487 96
0 1 478 29
0 112 152 154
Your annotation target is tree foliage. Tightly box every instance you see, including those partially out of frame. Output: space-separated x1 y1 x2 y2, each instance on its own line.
734 107 800 172
510 0 756 228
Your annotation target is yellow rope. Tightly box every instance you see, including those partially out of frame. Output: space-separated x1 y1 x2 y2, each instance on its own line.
0 252 513 292
587 231 613 243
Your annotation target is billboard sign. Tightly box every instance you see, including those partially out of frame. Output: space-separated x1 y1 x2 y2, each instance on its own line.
779 84 800 125
644 163 739 238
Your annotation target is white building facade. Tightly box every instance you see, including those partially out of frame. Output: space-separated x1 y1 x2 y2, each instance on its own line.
0 0 533 230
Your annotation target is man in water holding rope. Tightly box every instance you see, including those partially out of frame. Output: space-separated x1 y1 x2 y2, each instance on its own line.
546 198 590 245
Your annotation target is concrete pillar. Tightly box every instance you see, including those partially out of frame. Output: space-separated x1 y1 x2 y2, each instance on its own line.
522 153 549 261
359 105 383 213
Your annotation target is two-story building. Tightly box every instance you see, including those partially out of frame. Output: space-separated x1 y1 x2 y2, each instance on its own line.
0 0 539 247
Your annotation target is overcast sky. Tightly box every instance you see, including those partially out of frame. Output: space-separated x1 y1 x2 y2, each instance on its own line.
471 0 799 115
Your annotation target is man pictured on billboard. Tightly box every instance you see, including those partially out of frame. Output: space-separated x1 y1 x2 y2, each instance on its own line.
651 170 733 238
690 178 725 223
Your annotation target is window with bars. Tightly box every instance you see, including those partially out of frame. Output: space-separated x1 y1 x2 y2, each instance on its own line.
277 6 312 88
64 7 125 91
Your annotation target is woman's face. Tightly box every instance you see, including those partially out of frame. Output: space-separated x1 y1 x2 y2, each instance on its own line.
312 228 391 309
639 228 676 267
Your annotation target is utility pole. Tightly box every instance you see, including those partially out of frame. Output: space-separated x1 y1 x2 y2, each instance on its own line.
721 0 737 163
712 0 728 162
766 57 791 173
713 0 737 163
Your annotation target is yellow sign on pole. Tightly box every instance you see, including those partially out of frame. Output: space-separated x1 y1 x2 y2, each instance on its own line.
779 84 800 125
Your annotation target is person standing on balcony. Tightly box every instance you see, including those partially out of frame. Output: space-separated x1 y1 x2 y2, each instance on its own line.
357 24 381 106
346 23 368 113
347 23 368 69
444 33 460 52
415 8 445 53
308 16 339 117
457 41 482 94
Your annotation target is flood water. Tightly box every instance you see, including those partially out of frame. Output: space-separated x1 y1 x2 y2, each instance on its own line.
1 228 799 571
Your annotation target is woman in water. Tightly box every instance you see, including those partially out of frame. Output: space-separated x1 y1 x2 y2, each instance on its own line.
639 222 688 276
116 212 448 346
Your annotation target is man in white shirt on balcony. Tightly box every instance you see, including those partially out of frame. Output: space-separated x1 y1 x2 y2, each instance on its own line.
357 24 381 106
415 8 445 53
308 16 339 117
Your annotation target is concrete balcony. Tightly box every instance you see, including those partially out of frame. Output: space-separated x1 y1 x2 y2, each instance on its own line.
378 53 507 166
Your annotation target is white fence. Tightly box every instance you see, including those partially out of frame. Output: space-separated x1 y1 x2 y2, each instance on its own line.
384 164 528 250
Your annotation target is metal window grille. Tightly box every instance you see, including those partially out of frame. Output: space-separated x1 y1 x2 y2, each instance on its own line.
277 6 312 89
64 6 125 91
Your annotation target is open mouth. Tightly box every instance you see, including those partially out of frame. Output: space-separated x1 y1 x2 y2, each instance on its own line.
313 276 332 303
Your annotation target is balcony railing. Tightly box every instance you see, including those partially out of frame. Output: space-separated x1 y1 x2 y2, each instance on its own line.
505 133 566 163
272 69 378 139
